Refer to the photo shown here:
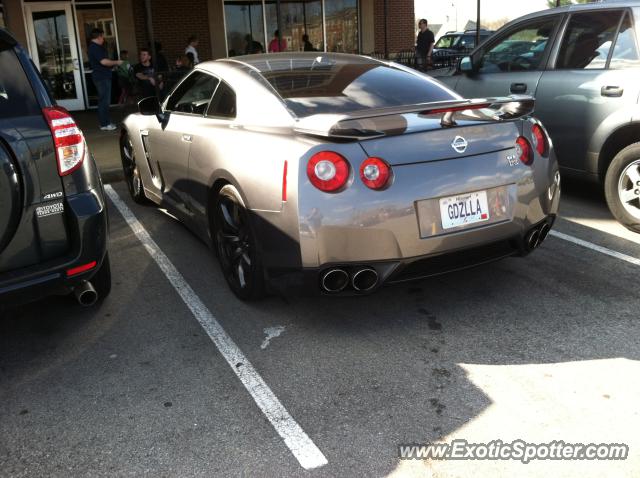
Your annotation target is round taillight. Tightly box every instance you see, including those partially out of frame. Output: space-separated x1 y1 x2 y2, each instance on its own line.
531 124 548 157
359 157 392 190
515 136 533 166
307 151 350 192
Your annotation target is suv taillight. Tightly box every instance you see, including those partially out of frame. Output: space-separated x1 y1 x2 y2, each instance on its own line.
42 106 85 176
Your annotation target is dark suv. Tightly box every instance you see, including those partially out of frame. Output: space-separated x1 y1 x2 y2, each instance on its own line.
439 2 640 232
0 29 110 306
432 30 494 68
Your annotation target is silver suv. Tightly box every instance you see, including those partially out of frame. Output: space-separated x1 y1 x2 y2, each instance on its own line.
439 1 640 232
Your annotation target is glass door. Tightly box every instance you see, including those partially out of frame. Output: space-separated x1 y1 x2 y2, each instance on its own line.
25 2 84 110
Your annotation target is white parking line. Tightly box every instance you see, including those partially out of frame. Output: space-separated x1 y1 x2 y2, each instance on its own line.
104 185 328 470
549 230 640 267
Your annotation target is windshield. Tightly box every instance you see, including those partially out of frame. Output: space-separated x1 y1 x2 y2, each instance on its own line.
435 35 458 49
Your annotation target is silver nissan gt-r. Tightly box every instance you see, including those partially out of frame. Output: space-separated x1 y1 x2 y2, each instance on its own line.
121 53 560 300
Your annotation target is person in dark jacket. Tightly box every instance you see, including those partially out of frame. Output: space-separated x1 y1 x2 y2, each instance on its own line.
88 28 122 130
302 34 315 51
415 18 435 71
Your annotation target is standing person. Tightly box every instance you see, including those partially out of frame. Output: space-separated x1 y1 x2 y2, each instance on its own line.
88 28 122 131
133 48 160 100
415 18 435 71
268 30 287 53
185 36 200 65
302 34 315 52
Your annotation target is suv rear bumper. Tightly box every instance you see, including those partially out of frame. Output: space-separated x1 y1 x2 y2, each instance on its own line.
0 187 108 306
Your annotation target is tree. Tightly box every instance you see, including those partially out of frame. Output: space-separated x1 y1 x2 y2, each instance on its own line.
547 0 590 7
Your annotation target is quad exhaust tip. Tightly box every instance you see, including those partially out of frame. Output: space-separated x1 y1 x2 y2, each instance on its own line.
352 268 379 292
527 229 541 250
321 269 350 293
74 280 98 307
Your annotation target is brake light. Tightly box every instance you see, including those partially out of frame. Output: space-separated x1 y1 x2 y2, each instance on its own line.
66 261 97 277
531 124 548 157
307 151 350 192
516 136 533 166
360 157 392 190
42 106 85 176
422 103 491 115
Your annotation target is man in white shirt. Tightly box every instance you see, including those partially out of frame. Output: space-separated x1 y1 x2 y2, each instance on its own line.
185 36 200 65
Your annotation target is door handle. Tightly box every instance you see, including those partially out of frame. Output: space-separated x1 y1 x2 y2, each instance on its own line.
510 83 527 93
601 85 623 97
182 134 192 143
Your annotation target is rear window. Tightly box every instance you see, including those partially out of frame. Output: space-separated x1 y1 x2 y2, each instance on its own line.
0 47 41 119
255 59 455 117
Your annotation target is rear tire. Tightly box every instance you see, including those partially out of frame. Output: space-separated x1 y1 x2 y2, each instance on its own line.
120 132 148 204
92 253 112 300
212 185 265 300
604 143 640 233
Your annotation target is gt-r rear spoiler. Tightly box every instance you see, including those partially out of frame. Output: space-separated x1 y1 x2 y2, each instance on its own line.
294 95 535 140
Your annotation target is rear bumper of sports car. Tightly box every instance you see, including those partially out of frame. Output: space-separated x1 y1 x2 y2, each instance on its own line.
258 139 560 295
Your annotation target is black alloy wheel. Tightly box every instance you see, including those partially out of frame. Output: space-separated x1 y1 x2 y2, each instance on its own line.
213 185 265 300
120 132 147 204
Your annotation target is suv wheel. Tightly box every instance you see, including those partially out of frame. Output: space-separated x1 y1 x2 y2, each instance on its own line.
605 142 640 233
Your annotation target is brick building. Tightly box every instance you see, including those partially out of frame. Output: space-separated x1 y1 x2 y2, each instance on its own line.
0 0 415 111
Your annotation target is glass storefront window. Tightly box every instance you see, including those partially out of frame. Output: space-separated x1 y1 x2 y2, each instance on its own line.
265 0 323 52
31 10 78 100
225 0 357 56
325 0 358 53
225 1 266 57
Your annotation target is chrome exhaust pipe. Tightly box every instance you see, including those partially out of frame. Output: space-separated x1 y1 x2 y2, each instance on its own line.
526 228 540 250
321 269 349 293
538 223 551 244
74 280 98 307
352 268 379 292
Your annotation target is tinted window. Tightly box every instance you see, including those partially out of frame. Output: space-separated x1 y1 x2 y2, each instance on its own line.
556 11 622 70
610 13 640 69
0 48 41 119
259 61 455 117
480 18 556 73
207 82 236 119
435 35 457 49
165 71 219 115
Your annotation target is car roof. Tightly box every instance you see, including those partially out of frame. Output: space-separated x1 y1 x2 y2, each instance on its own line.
216 52 383 74
502 0 638 26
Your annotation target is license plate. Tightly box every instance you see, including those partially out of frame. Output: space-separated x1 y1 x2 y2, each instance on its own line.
439 191 490 229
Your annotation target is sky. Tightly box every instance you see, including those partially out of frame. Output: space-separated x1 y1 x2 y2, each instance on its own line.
415 0 550 31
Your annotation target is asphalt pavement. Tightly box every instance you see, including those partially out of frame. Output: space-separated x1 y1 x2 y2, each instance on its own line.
1 179 639 477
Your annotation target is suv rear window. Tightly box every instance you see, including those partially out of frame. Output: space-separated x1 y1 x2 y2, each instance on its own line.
255 59 456 117
0 47 41 119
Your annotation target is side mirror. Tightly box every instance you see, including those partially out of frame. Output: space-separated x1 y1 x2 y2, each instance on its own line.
459 56 474 73
138 96 161 115
138 96 165 123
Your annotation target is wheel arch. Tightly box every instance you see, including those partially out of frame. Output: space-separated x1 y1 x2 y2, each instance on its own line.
597 123 640 181
205 171 254 243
